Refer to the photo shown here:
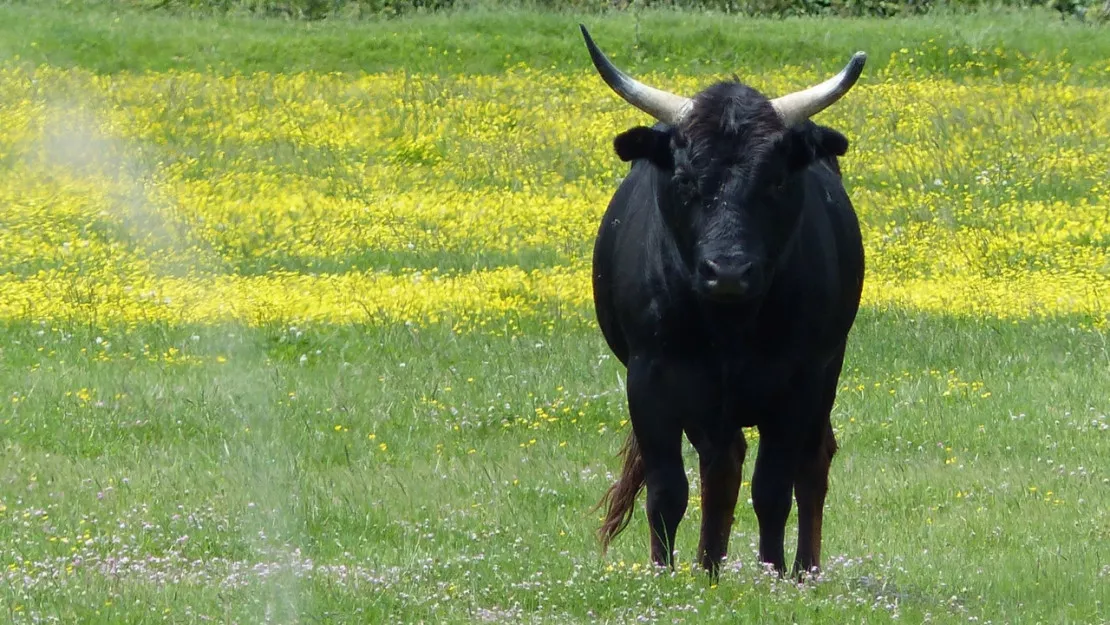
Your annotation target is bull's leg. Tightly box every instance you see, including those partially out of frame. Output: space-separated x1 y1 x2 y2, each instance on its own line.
626 356 689 569
627 355 722 569
751 427 796 575
792 420 837 579
792 351 846 579
693 428 747 576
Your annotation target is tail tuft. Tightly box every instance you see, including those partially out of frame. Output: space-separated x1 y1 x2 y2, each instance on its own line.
595 431 645 552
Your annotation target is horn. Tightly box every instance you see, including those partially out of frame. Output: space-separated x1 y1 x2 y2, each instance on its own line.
580 24 693 124
770 52 867 127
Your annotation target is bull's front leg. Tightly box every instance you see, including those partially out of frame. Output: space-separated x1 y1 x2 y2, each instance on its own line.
692 428 747 577
625 354 719 569
792 419 836 579
751 425 797 575
793 351 846 579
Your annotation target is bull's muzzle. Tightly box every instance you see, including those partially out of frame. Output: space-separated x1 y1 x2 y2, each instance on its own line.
697 258 756 301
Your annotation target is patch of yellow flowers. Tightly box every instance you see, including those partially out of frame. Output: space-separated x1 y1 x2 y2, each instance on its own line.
0 54 1107 329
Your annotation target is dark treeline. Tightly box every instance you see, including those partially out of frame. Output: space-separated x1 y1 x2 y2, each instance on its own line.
15 0 1110 20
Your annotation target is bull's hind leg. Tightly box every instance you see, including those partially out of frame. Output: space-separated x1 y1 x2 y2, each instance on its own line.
626 355 716 569
690 428 747 576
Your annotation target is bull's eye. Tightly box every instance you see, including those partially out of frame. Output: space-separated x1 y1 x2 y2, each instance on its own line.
674 170 698 197
768 173 790 195
761 182 782 199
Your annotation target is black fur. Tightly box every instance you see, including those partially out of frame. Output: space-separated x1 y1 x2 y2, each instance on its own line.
591 78 865 581
613 126 673 169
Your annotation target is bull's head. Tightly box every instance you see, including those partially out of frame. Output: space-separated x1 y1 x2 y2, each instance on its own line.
581 25 865 303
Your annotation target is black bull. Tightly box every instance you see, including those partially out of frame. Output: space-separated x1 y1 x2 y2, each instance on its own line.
581 26 867 578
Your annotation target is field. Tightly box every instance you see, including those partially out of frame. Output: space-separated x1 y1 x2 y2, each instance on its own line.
1 4 1109 623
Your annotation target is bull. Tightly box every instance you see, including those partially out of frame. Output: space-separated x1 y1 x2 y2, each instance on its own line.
581 25 867 579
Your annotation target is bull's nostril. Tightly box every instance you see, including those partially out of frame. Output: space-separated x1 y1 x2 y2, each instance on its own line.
699 258 754 298
699 259 722 282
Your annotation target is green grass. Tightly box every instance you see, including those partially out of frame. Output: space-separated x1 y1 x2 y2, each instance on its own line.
1 3 1109 624
1 313 1108 622
0 2 1108 79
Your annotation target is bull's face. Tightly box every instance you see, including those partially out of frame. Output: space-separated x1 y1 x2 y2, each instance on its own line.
580 25 863 303
612 88 851 303
686 146 801 302
680 124 810 303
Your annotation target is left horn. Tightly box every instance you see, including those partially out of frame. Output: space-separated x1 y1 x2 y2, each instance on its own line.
771 52 867 127
580 24 693 124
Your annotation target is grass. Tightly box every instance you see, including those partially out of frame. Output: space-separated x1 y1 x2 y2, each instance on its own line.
1 2 1109 624
2 314 1108 622
0 2 1108 78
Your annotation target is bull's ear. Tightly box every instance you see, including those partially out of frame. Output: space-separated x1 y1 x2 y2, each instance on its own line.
814 125 849 157
613 126 674 170
782 123 849 173
782 130 820 174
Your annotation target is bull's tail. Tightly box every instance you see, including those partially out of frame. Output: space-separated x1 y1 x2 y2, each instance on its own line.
595 430 645 552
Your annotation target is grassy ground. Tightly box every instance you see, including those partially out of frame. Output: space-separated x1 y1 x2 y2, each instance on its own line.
0 3 1108 78
2 315 1109 622
1 3 1109 624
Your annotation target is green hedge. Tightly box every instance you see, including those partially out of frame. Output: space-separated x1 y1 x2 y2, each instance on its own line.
566 0 1105 17
32 0 1110 19
119 0 454 17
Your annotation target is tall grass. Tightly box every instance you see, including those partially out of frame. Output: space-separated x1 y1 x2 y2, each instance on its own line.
1 3 1109 75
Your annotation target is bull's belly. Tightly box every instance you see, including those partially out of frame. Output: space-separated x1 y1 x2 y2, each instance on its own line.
718 354 841 429
720 385 787 428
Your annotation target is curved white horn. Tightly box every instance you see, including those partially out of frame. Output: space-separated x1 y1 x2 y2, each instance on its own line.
580 24 692 124
771 52 867 127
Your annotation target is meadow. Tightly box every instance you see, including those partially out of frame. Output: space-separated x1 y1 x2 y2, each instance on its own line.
0 4 1108 623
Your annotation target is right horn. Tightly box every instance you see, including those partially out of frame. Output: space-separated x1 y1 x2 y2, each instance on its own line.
771 52 867 127
580 24 693 125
